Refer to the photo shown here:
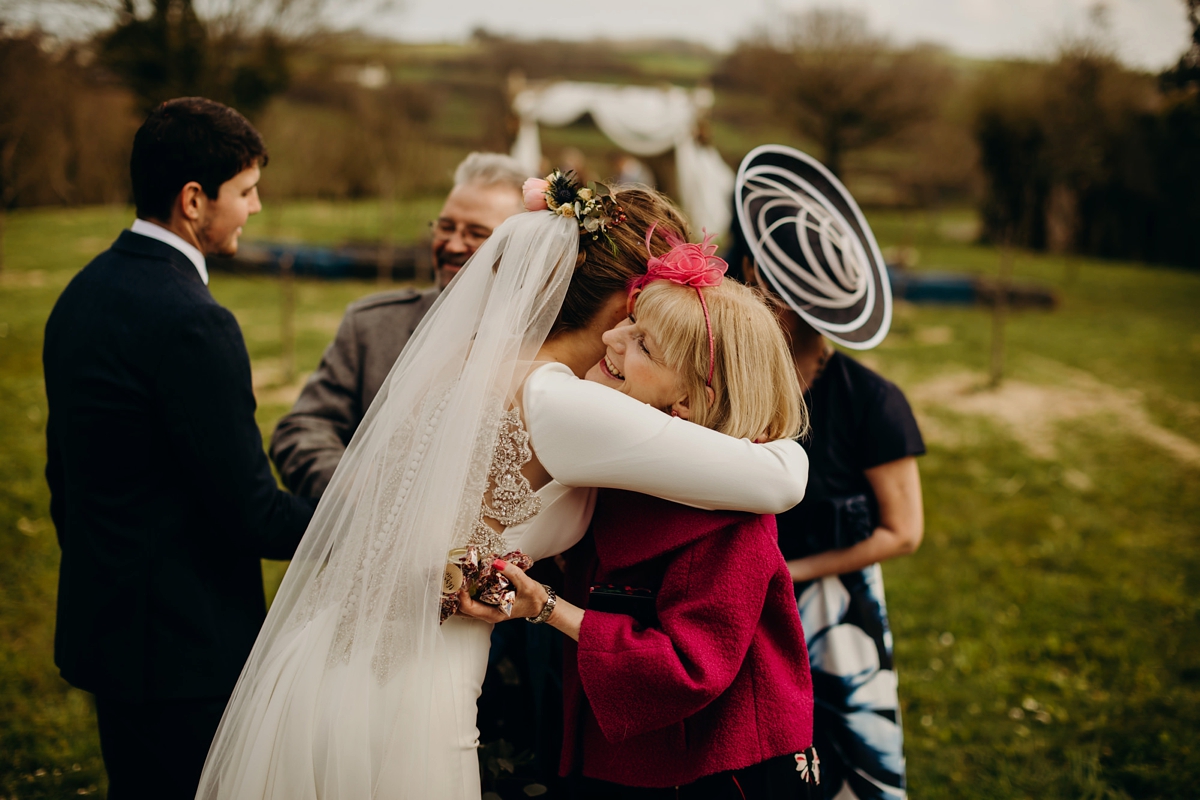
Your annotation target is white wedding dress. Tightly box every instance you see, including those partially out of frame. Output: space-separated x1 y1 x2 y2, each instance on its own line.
203 363 807 800
197 211 807 800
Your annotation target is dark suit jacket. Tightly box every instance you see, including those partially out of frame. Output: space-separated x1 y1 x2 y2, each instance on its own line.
43 230 317 702
269 287 439 499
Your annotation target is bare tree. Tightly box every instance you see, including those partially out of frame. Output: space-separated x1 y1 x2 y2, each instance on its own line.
1162 0 1200 92
0 31 82 269
1 0 360 40
759 9 950 178
3 0 394 116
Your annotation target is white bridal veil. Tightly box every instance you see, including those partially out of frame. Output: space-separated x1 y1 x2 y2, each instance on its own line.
196 211 580 799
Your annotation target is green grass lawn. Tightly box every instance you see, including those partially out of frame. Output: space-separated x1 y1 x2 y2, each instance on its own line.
2 200 1198 798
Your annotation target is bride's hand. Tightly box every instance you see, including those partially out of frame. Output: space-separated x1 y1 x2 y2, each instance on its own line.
456 559 549 624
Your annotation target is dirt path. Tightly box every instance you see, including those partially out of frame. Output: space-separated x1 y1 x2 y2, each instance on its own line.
911 365 1200 467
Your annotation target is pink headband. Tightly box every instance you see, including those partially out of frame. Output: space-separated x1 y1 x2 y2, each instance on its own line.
627 224 728 387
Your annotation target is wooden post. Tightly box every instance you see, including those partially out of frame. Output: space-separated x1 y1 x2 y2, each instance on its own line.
267 195 283 242
378 168 395 284
1064 253 1080 287
280 252 296 386
989 241 1013 389
2 136 19 274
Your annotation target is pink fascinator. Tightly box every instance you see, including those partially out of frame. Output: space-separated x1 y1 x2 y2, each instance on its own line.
629 224 729 387
634 224 727 291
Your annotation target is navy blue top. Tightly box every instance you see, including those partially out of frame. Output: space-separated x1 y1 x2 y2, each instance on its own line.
776 352 924 561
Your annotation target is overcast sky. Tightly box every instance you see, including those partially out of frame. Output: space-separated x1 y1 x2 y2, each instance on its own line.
375 0 1192 70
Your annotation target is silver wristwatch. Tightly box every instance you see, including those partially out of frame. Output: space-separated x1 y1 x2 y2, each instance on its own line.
527 584 556 624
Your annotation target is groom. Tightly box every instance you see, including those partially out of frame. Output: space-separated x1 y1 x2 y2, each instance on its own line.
43 98 316 799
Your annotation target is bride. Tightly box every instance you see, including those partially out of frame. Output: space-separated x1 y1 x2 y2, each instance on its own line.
196 177 809 799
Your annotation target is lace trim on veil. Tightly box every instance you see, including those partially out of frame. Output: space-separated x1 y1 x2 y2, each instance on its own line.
302 390 543 681
280 383 456 674
195 211 580 800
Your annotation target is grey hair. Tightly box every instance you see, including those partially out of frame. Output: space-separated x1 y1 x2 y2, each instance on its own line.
453 152 531 192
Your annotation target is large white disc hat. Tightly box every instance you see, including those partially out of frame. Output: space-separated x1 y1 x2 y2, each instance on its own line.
735 144 892 350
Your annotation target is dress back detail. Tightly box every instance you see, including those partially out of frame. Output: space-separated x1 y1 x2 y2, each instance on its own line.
466 407 542 556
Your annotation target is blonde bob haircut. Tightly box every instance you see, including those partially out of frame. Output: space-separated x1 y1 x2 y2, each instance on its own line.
633 278 809 442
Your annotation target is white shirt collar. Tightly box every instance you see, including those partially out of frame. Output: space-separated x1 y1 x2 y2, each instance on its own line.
130 219 209 285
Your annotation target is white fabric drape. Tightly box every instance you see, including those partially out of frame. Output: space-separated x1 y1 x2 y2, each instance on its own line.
511 82 735 236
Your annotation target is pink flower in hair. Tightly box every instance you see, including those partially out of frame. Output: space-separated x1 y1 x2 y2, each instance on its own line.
628 223 729 388
631 224 728 295
522 178 550 211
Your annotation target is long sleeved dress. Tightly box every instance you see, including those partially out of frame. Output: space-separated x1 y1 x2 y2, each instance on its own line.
778 352 924 800
207 362 810 800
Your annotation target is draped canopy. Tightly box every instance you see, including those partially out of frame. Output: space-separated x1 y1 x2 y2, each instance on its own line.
510 81 735 236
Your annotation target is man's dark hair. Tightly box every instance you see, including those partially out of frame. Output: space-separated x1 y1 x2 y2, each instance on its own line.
131 97 268 221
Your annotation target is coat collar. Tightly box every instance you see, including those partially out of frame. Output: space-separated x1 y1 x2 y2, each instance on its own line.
590 489 756 569
112 229 208 286
129 219 209 284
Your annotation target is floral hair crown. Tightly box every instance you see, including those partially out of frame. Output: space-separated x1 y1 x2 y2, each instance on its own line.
523 170 627 249
628 224 728 388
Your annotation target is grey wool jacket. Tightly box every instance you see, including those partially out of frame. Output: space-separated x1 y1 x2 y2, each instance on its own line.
270 286 440 499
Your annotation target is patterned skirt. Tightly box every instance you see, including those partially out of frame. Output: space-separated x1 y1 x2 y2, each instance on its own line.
795 564 906 800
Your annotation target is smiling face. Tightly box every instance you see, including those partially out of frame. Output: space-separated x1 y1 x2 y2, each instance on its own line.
196 164 262 257
432 182 525 289
585 312 690 414
585 280 807 441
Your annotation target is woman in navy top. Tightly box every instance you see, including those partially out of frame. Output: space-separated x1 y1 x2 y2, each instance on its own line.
731 145 926 800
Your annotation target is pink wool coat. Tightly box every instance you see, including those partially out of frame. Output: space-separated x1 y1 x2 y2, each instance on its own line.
559 490 814 788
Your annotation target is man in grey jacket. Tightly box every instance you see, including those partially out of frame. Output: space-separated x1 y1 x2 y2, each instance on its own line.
269 153 529 498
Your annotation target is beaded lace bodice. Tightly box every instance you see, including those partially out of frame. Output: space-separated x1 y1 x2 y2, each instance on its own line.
465 407 542 556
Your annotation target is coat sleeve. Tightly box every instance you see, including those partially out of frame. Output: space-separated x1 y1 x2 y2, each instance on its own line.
523 363 808 514
269 307 364 499
158 304 316 559
45 415 65 547
575 523 775 742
